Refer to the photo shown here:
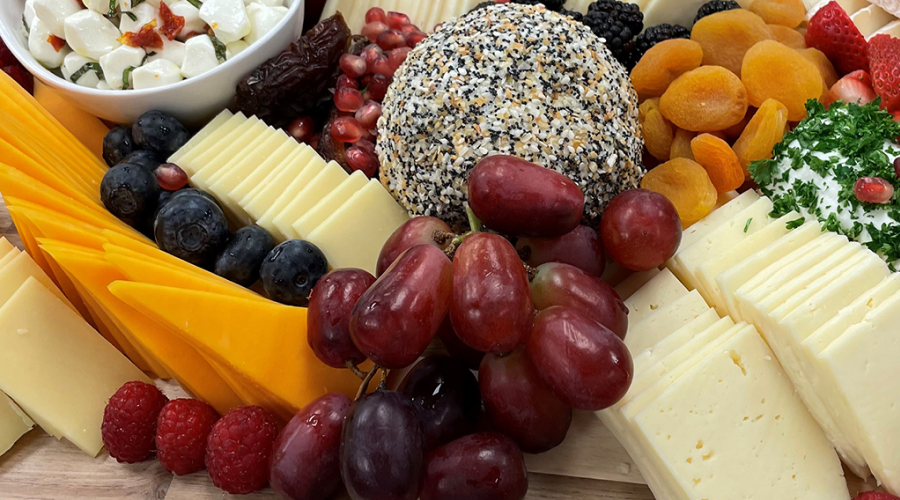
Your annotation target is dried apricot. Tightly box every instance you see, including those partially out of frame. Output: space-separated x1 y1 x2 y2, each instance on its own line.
641 158 718 226
670 128 696 160
639 98 661 123
631 39 704 97
659 66 749 132
798 47 838 90
642 108 674 161
732 98 789 176
723 107 756 140
691 10 773 76
768 24 806 49
750 0 806 28
690 134 745 193
741 40 823 121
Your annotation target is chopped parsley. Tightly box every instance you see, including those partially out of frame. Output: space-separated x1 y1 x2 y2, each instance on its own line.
749 99 900 264
786 217 806 230
744 218 752 233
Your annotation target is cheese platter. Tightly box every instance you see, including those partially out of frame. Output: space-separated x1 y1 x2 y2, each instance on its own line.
0 0 899 499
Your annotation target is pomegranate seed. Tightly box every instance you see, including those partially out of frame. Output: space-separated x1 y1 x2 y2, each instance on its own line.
340 54 367 78
360 44 383 68
155 163 189 191
331 116 364 143
407 31 427 48
388 47 411 70
367 74 391 101
371 55 395 77
854 176 895 204
399 24 419 37
356 100 383 129
365 7 387 24
345 146 380 178
894 157 900 179
334 87 366 112
376 30 407 51
287 116 317 144
356 139 376 154
336 74 359 90
386 11 411 30
434 23 443 32
361 21 389 43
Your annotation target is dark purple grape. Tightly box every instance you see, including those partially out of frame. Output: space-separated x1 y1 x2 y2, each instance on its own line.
308 269 375 369
468 155 584 238
600 189 682 271
527 307 633 411
450 233 534 355
351 245 452 369
436 318 484 370
421 433 528 500
341 391 425 500
479 348 572 454
516 225 606 277
376 217 451 276
530 262 629 340
399 356 481 451
270 393 351 500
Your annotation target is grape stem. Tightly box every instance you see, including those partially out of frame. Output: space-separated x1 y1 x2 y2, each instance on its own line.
356 365 381 400
345 360 367 380
433 230 457 246
443 205 485 258
524 263 538 281
378 368 390 390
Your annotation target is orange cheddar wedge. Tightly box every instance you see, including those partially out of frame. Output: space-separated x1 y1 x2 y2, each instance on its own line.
109 282 364 412
34 82 109 160
8 204 109 250
0 137 100 206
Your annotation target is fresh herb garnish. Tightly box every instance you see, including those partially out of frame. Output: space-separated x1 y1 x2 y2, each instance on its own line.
132 0 145 7
70 62 104 83
108 0 118 18
22 15 29 36
209 34 227 62
122 66 136 89
744 218 752 233
786 217 805 230
124 11 138 21
186 0 202 9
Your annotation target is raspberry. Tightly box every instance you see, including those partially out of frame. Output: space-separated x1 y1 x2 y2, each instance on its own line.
101 381 169 463
854 493 900 500
155 399 220 475
205 406 279 494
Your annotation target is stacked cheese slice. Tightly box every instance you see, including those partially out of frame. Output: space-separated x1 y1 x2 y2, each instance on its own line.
0 236 147 457
809 0 900 39
168 110 409 275
600 265 850 500
666 191 900 494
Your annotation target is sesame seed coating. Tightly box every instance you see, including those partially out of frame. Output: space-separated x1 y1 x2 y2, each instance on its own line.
377 3 645 230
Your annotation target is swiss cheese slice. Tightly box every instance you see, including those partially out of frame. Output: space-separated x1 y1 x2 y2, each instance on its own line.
632 308 720 375
613 268 661 301
623 268 688 325
625 289 711 355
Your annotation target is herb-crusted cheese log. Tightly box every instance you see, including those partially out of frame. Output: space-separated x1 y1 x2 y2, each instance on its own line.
377 3 644 230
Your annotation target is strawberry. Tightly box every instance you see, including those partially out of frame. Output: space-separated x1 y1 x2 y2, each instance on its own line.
806 1 870 75
853 492 900 500
823 70 877 108
867 34 900 112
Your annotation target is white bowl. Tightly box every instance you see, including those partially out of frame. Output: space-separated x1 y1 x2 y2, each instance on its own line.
0 0 305 126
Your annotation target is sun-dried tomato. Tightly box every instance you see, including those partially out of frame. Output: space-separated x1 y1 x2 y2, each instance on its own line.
47 35 66 52
158 1 185 41
119 20 163 50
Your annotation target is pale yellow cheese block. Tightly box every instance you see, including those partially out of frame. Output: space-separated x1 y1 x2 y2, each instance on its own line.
632 308 720 375
0 391 33 457
623 268 687 325
0 246 20 272
624 289 711 355
240 146 310 212
196 123 276 191
273 161 349 240
174 112 246 175
189 118 264 191
0 237 14 256
168 110 233 166
228 136 299 224
0 278 149 456
0 251 73 310
292 170 369 239
255 154 328 240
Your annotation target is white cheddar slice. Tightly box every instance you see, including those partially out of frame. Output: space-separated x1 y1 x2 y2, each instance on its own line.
228 136 298 223
623 268 687 325
614 268 661 301
633 326 850 500
632 308 720 375
0 237 15 256
208 129 290 220
0 252 74 311
272 161 349 240
255 155 328 240
0 278 149 456
169 110 234 165
0 391 33 457
0 248 20 272
852 4 896 38
625 289 710 355
717 220 822 320
176 112 247 175
292 170 369 239
194 121 274 189
874 19 900 38
306 180 410 275
241 147 317 222
188 117 263 189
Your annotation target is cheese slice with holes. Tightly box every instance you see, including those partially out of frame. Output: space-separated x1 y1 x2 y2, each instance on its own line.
625 289 710 355
623 268 687 325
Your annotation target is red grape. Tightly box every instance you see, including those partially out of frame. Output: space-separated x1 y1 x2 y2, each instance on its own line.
345 147 380 178
341 390 425 500
399 355 481 451
530 262 628 340
336 74 359 90
367 74 391 101
270 393 351 500
351 245 453 368
450 233 534 354
340 54 368 78
331 116 364 143
376 216 452 276
388 47 412 70
526 307 632 411
479 348 572 454
307 269 374 369
365 7 387 24
287 116 316 144
361 21 389 42
854 176 895 204
355 100 383 130
376 30 407 51
335 87 366 112
421 433 528 500
437 318 484 370
386 11 411 29
516 225 605 277
600 189 682 271
468 155 584 238
154 163 189 191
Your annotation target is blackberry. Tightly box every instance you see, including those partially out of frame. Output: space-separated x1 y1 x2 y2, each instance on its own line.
588 0 644 35
510 0 567 12
694 0 742 24
560 8 583 22
583 9 638 68
630 23 691 67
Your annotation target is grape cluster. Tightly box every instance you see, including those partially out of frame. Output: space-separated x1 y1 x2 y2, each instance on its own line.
289 154 690 500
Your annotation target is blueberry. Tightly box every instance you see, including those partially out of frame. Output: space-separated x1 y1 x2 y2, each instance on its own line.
215 226 276 287
101 164 160 228
103 126 135 167
154 192 230 267
260 240 329 306
169 188 218 205
118 150 161 171
132 110 190 159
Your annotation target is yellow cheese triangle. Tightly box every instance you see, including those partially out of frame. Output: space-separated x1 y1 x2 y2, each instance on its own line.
0 137 99 207
8 204 109 250
34 82 109 160
109 282 364 412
